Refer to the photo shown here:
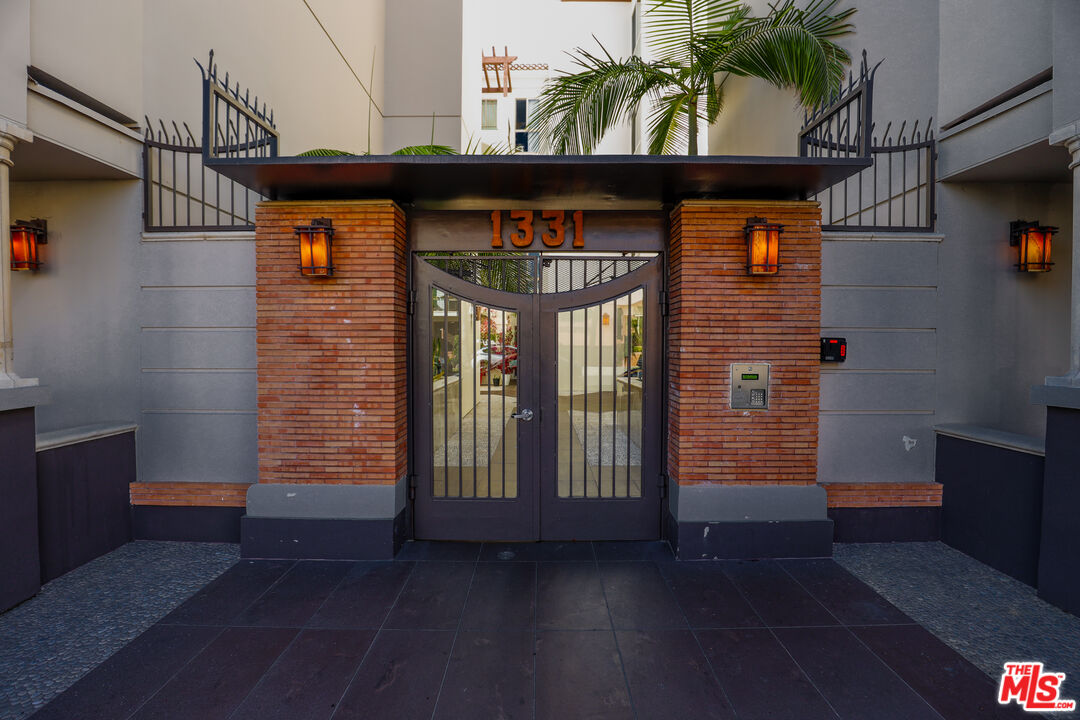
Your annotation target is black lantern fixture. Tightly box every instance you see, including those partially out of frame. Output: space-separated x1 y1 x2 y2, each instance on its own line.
10 219 47 271
295 218 334 277
745 217 782 275
1010 220 1056 273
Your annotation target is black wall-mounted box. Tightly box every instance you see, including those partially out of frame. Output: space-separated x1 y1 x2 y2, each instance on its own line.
820 337 847 362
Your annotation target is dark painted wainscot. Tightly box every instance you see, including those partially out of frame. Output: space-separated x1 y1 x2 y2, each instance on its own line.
36 423 137 583
0 397 42 612
935 424 1045 587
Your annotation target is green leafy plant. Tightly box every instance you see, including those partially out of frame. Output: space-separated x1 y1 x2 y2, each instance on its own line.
298 136 513 158
530 0 856 155
295 148 359 157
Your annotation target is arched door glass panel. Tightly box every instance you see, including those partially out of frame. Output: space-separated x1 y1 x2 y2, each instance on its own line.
431 287 519 499
556 288 644 499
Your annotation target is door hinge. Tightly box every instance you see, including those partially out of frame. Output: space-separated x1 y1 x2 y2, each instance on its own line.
659 290 668 317
408 473 418 501
658 473 668 499
407 289 416 316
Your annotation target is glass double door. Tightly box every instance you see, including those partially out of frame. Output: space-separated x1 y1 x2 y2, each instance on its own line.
413 255 662 541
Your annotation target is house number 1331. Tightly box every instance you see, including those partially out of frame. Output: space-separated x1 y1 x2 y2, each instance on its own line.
490 210 584 249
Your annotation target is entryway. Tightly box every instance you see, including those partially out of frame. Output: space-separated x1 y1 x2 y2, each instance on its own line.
412 253 663 541
24 541 1030 720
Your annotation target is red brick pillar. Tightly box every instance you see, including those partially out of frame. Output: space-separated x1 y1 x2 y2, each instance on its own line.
244 200 408 559
667 200 829 557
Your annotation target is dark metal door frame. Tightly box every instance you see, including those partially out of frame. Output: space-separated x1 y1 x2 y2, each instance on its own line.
412 258 539 541
538 259 663 540
410 254 663 541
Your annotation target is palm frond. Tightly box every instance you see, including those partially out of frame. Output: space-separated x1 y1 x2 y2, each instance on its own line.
646 92 691 155
391 144 459 156
707 0 855 108
529 43 674 154
703 71 724 124
462 135 515 155
297 148 356 156
643 0 745 63
531 0 855 155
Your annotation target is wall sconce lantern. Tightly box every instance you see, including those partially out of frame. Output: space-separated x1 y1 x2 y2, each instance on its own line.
10 219 47 271
1010 220 1056 273
745 217 782 275
295 218 334 277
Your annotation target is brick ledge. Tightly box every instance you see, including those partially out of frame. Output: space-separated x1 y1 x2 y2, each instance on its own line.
130 482 250 508
821 482 942 508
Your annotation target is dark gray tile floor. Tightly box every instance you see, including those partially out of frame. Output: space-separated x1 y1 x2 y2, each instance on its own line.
26 541 1034 720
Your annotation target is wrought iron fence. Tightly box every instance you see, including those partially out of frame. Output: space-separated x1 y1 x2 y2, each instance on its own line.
196 49 278 162
813 121 936 232
144 51 279 232
799 51 878 160
143 119 261 232
799 50 937 232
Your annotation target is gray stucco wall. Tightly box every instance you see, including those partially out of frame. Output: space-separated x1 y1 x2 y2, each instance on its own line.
0 0 29 126
819 232 940 483
383 0 463 151
841 0 938 128
11 180 141 433
938 0 1053 128
137 231 257 485
1052 0 1080 129
934 182 1072 437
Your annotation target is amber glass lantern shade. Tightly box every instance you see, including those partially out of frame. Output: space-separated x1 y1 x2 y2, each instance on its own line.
296 218 334 277
1010 220 1057 273
745 217 782 275
10 219 46 271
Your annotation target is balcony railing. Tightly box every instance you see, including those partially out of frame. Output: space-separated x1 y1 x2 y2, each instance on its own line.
196 50 278 162
799 51 937 233
814 120 936 233
143 119 261 232
143 51 278 232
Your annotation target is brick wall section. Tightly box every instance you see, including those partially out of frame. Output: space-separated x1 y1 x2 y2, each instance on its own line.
823 482 943 508
255 200 407 486
129 482 250 507
668 200 821 486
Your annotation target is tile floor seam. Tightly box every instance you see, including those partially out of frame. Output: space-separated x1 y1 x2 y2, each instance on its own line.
718 561 842 720
302 562 362 630
594 546 640 720
221 628 303 720
327 560 419 720
775 562 948 720
117 625 229 720
428 557 480 720
222 560 358 720
657 559 741 720
770 562 845 627
225 560 300 627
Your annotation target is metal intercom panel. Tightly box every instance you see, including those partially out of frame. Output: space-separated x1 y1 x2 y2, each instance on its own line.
730 363 770 410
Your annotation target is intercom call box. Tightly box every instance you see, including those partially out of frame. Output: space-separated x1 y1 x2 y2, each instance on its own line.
730 363 770 410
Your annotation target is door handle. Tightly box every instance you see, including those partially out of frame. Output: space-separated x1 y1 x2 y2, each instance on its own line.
511 408 534 422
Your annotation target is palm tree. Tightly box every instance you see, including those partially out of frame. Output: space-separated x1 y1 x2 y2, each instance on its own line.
530 0 856 155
